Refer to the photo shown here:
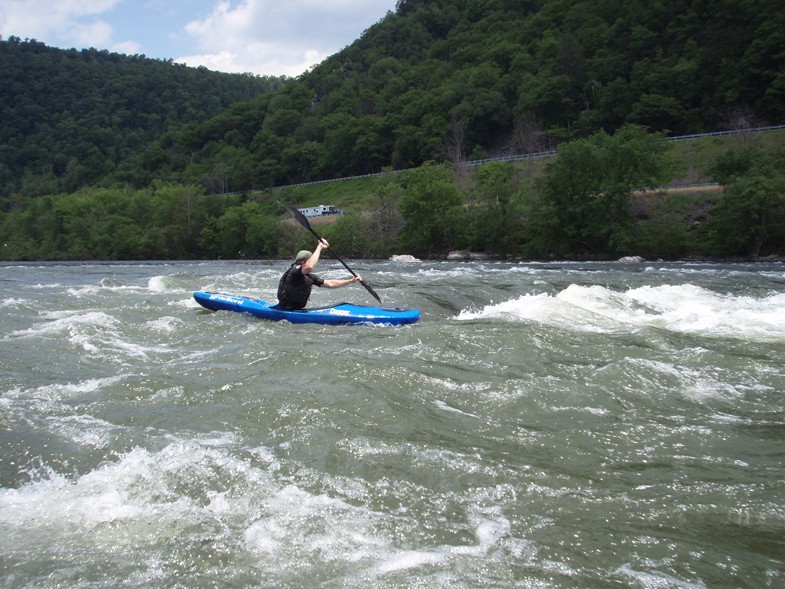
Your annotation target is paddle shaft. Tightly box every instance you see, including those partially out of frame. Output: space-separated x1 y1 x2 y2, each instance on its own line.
285 206 382 303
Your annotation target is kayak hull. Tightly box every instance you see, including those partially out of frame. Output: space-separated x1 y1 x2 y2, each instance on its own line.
193 291 420 325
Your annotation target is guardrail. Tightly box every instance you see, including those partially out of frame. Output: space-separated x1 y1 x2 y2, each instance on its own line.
218 124 783 197
667 124 785 141
634 181 720 191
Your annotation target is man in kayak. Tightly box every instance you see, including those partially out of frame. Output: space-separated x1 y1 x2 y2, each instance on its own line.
274 238 363 310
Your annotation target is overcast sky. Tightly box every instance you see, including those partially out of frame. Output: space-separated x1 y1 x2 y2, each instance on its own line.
0 0 397 77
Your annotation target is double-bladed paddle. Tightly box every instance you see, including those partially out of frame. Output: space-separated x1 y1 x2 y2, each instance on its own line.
284 205 382 304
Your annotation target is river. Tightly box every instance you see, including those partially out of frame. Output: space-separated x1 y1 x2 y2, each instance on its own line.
1 259 783 588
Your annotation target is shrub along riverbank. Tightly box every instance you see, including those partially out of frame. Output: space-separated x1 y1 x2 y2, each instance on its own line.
2 127 783 261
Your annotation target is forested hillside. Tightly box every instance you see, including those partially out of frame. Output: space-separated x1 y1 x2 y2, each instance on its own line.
3 0 784 198
0 37 287 198
1 0 784 262
116 0 785 193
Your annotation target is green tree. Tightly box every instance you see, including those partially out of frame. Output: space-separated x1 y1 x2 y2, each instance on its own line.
320 213 374 257
368 181 405 253
199 201 279 258
708 147 785 257
1 38 285 198
465 162 521 254
539 125 670 255
397 163 462 255
147 184 205 257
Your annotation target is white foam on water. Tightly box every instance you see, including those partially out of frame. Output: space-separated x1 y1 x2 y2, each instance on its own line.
390 255 421 263
67 281 146 297
409 263 542 277
12 307 179 361
198 271 272 295
36 308 94 323
146 275 171 292
433 399 481 418
374 549 444 573
1 297 27 308
65 284 101 297
3 376 131 456
456 284 785 341
415 266 486 280
627 285 785 339
6 375 126 404
0 438 272 551
144 316 184 333
11 310 119 339
4 431 467 579
613 565 709 588
177 296 203 309
49 414 120 449
370 508 522 577
602 357 747 405
1 449 156 533
446 510 512 556
243 483 389 565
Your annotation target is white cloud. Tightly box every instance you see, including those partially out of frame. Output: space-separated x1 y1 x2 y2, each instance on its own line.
0 0 119 46
68 18 113 47
111 40 142 55
0 0 394 76
178 0 392 77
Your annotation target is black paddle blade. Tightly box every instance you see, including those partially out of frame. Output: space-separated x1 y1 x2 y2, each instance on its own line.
285 205 312 231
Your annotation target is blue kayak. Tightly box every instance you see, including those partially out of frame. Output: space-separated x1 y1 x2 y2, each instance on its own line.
193 291 420 326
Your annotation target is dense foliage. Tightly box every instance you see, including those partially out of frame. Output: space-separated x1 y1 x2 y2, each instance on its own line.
4 0 785 199
0 37 286 198
117 0 785 193
1 0 784 261
707 146 785 257
534 126 671 255
3 127 783 261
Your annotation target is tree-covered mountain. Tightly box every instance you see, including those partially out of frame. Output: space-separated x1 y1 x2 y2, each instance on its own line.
2 0 784 262
114 0 785 194
0 37 287 198
4 0 784 199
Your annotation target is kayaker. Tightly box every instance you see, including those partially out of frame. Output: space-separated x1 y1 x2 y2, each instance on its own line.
274 238 362 310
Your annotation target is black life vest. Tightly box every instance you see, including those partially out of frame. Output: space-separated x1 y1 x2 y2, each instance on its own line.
276 265 322 310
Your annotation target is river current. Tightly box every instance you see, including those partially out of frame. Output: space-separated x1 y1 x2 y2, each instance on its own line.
1 259 783 588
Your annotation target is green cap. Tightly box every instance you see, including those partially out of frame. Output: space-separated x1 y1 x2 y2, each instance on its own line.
295 250 312 262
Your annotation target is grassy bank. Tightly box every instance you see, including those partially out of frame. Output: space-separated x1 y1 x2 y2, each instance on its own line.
270 128 782 212
258 128 785 260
